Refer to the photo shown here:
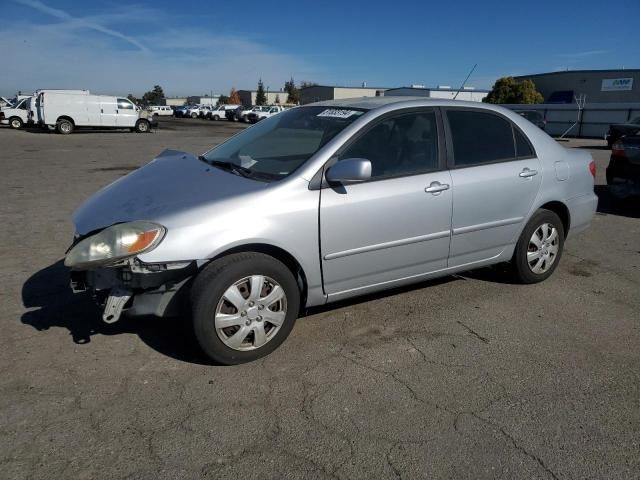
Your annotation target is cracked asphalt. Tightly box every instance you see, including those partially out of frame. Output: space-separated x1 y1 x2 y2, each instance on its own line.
2 118 639 479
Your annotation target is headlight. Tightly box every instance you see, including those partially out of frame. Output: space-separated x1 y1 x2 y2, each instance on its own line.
65 221 165 268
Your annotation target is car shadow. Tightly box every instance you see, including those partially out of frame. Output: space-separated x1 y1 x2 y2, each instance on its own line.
595 185 640 219
22 259 521 365
21 260 213 365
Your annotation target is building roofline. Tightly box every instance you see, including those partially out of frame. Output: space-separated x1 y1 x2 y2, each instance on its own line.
385 87 491 93
300 85 391 91
515 69 640 79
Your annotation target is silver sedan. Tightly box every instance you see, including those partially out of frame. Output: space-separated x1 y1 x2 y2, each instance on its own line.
65 97 598 364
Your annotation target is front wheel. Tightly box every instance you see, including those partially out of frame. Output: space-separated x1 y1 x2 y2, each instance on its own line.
191 253 300 365
9 117 23 129
511 209 565 284
212 115 220 121
191 112 197 118
135 119 150 133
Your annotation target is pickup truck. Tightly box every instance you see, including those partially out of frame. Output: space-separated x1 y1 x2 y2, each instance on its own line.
0 96 31 129
247 105 287 123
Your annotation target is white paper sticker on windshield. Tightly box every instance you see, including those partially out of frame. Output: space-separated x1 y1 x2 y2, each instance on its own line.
239 155 257 168
317 109 362 119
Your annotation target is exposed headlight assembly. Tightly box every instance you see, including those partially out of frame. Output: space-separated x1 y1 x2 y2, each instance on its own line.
65 221 165 269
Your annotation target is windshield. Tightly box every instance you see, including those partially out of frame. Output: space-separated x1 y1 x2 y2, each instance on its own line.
202 106 366 181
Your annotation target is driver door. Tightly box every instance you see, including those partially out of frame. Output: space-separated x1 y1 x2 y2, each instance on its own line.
320 109 453 297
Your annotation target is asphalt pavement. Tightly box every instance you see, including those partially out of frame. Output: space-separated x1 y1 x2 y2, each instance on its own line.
1 117 638 479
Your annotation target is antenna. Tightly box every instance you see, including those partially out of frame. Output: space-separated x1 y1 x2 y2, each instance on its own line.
453 64 478 100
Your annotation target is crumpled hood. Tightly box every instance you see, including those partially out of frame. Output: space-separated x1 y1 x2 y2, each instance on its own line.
72 150 265 235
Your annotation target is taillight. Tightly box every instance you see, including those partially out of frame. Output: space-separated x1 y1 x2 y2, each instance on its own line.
588 161 596 178
611 141 625 157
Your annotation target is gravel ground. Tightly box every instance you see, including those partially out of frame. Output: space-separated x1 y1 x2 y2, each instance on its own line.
1 117 639 480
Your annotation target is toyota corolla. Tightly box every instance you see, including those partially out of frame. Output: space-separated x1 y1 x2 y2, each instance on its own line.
65 98 598 364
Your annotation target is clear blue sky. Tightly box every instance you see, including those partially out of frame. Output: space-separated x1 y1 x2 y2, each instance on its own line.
2 0 639 97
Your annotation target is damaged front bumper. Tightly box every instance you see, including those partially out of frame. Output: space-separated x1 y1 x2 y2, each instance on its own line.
70 258 198 323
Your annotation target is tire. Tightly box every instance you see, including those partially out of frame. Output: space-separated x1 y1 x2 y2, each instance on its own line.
511 209 565 284
9 117 23 129
56 119 73 135
191 252 300 365
135 119 150 133
242 115 248 123
191 112 197 118
213 115 220 121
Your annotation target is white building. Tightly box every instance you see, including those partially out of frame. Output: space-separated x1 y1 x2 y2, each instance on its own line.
384 86 489 102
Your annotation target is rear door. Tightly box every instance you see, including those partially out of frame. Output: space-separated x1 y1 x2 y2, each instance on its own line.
116 98 138 127
320 108 452 296
444 108 542 267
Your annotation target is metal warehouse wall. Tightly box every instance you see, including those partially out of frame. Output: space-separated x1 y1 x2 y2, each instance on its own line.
515 70 640 103
503 103 640 138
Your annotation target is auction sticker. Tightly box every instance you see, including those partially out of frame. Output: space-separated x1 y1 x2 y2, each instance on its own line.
317 109 363 119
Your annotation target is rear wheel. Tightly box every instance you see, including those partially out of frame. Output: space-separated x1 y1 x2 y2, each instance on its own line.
56 119 73 135
9 117 23 129
212 114 220 121
191 112 197 118
191 252 300 365
511 209 564 284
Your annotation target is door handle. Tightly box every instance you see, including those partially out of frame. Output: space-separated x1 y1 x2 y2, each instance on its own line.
425 181 450 194
519 168 538 178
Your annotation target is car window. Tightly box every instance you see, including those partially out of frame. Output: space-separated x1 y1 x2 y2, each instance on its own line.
514 128 534 157
631 116 640 125
339 110 439 179
117 98 134 110
446 110 516 166
17 99 28 110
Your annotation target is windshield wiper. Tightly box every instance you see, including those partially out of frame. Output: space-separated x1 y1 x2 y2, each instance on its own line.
199 156 254 178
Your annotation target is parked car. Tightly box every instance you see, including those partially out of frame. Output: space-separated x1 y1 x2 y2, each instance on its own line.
0 95 31 129
65 98 597 364
35 90 153 134
208 104 240 121
607 136 640 190
198 105 213 118
184 105 204 118
228 106 266 122
605 116 640 148
173 105 190 118
147 105 173 116
247 105 286 123
515 110 546 130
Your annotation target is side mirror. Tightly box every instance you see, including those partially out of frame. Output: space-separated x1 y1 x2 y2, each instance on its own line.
325 158 372 184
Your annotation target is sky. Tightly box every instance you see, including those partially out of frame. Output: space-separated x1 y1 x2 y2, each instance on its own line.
1 0 639 97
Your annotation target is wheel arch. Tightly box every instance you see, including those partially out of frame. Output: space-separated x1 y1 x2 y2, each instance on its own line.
208 243 309 308
538 200 570 237
56 115 75 125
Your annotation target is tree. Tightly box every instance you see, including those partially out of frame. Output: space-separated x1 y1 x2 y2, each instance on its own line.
229 87 241 105
255 79 267 106
284 77 300 104
141 85 165 106
483 77 543 104
218 95 229 105
127 94 140 105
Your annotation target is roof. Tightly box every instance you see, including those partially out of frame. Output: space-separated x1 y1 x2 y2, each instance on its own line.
515 69 640 79
385 86 491 93
306 96 499 110
300 85 390 91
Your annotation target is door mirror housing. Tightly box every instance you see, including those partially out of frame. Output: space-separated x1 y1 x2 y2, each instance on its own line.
325 158 372 184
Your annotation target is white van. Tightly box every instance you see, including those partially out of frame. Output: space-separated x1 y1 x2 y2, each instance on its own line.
36 90 151 134
0 96 31 129
147 105 173 116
